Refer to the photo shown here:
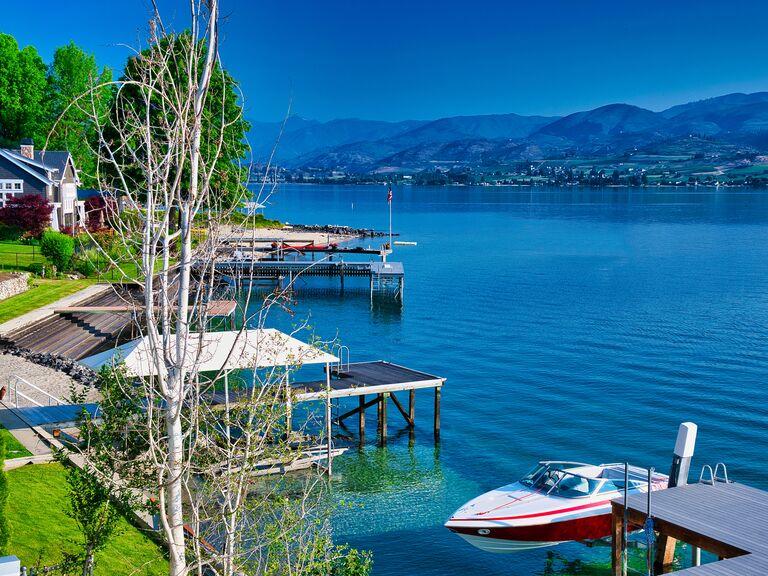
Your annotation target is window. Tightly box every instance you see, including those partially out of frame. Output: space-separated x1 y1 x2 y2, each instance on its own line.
0 179 24 193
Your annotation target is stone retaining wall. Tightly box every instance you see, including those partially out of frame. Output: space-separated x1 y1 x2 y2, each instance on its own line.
0 273 29 302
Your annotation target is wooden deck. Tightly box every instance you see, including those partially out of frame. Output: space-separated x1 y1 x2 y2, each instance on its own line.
293 360 443 401
207 360 445 444
612 481 768 574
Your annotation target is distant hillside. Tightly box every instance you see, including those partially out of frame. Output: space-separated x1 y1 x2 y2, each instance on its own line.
248 117 426 162
536 104 667 143
250 92 768 173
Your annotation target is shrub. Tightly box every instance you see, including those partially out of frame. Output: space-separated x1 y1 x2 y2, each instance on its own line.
0 223 22 242
0 195 52 237
40 230 75 272
74 257 97 277
27 262 46 277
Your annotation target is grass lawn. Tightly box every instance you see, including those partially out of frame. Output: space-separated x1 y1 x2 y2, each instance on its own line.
7 464 169 575
0 279 96 324
0 426 32 459
0 242 46 272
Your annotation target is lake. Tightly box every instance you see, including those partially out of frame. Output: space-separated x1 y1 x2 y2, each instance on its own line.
249 184 768 575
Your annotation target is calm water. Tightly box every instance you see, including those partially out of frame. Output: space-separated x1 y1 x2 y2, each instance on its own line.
249 184 768 575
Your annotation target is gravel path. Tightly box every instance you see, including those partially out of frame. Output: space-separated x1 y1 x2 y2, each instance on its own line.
0 354 100 407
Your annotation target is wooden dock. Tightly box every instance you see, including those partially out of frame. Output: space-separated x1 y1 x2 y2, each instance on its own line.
208 360 445 444
210 259 404 301
611 481 768 574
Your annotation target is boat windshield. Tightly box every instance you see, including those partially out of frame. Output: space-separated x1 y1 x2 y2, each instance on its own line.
519 463 600 498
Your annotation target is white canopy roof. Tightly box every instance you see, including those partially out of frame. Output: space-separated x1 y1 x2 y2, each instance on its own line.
80 328 339 377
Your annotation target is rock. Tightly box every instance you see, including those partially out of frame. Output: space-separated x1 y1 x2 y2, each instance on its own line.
0 343 99 388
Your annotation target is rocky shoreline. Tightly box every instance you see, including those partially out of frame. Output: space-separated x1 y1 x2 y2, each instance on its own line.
286 223 396 238
1 344 98 387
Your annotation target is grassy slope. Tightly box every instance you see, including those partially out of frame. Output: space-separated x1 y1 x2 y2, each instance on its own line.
7 464 168 575
0 426 32 458
0 279 96 324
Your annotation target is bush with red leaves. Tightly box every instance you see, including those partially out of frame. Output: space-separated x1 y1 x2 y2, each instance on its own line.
0 195 52 238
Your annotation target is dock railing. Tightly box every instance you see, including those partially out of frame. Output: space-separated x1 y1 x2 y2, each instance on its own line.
6 375 64 409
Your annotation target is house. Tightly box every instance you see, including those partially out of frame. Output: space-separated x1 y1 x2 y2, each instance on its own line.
0 139 84 231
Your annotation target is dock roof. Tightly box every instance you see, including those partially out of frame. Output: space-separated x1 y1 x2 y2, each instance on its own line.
79 329 339 377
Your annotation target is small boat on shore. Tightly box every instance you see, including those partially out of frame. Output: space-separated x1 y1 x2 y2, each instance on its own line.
445 461 668 553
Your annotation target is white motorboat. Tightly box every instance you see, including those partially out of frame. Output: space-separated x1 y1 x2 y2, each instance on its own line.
445 461 668 553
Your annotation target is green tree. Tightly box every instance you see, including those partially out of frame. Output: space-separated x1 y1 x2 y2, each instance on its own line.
109 31 250 211
46 42 113 188
61 462 121 576
0 34 48 146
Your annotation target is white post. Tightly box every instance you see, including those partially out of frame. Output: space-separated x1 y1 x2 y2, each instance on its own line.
670 422 697 487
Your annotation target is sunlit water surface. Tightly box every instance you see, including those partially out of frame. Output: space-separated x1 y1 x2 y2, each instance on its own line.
244 184 768 575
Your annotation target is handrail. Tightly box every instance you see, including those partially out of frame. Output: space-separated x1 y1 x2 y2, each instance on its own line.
714 462 730 484
699 464 715 485
8 375 64 408
333 345 350 373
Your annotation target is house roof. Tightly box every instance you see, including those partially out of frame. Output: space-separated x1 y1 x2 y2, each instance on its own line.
0 150 54 185
34 151 73 176
0 148 78 185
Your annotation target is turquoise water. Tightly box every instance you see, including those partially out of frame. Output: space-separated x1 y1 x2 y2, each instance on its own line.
251 184 768 575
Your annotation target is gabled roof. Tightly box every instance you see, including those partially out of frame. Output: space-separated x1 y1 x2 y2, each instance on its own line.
0 149 54 185
0 148 79 186
34 151 73 177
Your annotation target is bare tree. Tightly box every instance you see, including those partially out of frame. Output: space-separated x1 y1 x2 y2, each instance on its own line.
50 2 371 575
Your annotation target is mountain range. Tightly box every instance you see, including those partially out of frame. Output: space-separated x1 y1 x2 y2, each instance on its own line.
248 92 768 173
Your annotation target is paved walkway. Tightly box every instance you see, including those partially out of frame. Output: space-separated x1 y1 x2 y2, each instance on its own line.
0 283 110 336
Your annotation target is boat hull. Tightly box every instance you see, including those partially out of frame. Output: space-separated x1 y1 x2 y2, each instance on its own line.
452 533 561 553
446 510 612 552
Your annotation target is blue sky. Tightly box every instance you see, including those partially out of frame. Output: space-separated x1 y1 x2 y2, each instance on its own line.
2 0 767 122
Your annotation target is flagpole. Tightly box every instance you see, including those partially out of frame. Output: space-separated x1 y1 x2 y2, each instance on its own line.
389 192 392 252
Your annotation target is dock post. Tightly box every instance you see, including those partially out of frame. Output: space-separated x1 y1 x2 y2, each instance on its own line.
409 388 415 427
434 386 441 440
379 393 388 445
358 395 365 442
691 546 700 567
611 502 623 576
655 422 697 574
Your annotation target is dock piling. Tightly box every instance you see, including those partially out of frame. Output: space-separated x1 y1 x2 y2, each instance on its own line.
358 395 365 440
379 393 388 445
434 386 441 439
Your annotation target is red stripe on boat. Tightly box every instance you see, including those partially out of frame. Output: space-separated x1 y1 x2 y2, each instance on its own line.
449 499 610 522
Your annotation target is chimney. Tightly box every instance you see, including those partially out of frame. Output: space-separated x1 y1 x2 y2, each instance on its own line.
19 138 34 159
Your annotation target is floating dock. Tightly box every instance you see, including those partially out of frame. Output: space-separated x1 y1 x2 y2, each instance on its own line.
611 479 768 574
